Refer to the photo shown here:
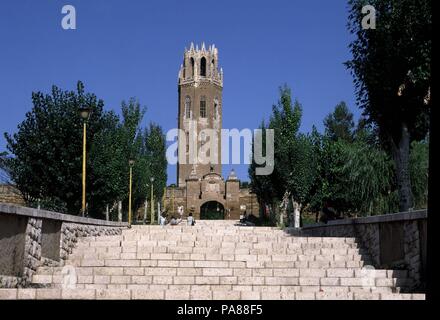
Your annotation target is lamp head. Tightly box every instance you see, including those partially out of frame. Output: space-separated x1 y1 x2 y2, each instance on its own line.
78 107 92 121
129 159 135 167
150 177 155 182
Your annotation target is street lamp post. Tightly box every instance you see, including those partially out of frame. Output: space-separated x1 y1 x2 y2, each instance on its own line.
79 107 91 217
150 177 155 224
144 182 150 224
128 159 135 226
172 186 175 216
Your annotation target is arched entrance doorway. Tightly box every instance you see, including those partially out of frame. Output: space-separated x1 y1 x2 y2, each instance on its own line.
200 201 225 220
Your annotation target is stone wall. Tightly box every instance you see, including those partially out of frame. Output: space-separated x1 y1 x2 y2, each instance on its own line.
59 223 123 262
0 204 128 288
22 217 42 287
163 185 260 220
0 184 25 206
239 188 260 217
290 210 427 291
0 213 27 285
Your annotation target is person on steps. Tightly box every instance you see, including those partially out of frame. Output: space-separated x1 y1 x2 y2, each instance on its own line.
159 212 167 226
187 212 195 226
169 216 179 225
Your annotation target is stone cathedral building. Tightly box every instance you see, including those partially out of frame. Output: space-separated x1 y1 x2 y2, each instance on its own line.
163 43 259 220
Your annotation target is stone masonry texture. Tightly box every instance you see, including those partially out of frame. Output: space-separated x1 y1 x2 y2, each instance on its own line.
0 205 426 300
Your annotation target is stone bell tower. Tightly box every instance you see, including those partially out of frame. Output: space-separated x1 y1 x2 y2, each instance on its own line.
177 42 224 187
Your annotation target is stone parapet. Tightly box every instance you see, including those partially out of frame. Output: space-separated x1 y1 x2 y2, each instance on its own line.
0 204 128 288
0 203 127 227
288 210 427 292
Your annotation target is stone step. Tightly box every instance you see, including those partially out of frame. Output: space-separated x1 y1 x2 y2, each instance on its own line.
33 283 402 293
122 228 355 236
71 247 368 259
70 247 367 257
77 237 361 248
121 231 290 237
36 260 371 277
7 219 421 301
71 249 368 259
28 283 403 294
65 254 370 266
32 274 410 288
122 226 311 231
125 225 276 230
89 233 358 243
0 288 425 300
76 238 361 247
34 266 407 279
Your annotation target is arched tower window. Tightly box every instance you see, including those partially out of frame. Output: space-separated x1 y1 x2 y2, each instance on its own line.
190 58 195 77
200 57 206 77
200 96 207 118
213 98 218 120
185 96 191 118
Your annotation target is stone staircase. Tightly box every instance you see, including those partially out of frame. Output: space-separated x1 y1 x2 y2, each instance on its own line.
1 221 426 300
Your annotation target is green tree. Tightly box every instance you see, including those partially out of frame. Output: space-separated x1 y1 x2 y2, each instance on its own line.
340 139 397 216
132 123 167 216
410 139 429 209
0 151 11 183
318 138 354 215
286 133 318 215
240 181 250 188
89 97 147 219
268 85 303 201
249 121 276 221
313 104 399 217
249 85 319 226
346 0 431 211
323 102 355 142
306 126 326 216
4 82 106 213
145 123 167 202
4 83 168 219
88 110 125 216
119 98 146 219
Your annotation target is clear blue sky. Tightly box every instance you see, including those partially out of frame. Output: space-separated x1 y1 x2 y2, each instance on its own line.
0 0 359 185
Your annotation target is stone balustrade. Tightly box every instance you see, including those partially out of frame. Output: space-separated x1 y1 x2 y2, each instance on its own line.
0 204 128 288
